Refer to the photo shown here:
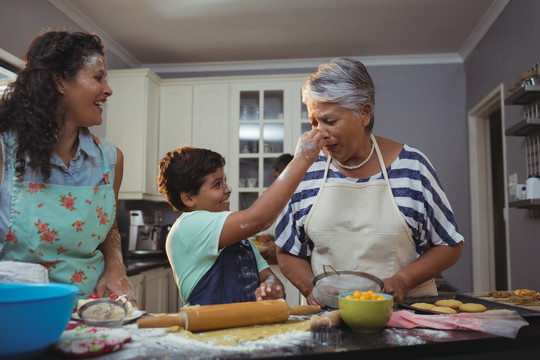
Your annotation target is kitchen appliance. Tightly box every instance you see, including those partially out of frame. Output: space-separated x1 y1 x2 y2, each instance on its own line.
128 210 166 255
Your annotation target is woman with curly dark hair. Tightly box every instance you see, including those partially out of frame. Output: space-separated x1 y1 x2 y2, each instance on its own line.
0 30 135 305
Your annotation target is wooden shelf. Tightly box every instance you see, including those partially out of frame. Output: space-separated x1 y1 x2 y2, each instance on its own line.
505 85 540 105
509 198 540 209
505 118 540 136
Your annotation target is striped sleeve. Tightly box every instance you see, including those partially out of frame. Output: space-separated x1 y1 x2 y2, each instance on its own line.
390 145 464 254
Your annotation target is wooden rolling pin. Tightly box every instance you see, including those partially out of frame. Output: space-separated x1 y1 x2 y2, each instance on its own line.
137 300 321 332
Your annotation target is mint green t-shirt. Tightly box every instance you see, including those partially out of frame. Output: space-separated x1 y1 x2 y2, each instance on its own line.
166 210 268 303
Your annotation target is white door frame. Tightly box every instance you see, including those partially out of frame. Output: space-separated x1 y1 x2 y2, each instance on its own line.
467 84 510 292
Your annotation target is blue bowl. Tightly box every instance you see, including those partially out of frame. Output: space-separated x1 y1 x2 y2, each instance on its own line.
0 282 78 359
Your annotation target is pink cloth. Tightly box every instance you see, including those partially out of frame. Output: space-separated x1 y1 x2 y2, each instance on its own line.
55 321 131 357
387 310 529 338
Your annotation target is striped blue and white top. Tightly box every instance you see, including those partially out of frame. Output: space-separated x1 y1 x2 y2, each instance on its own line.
275 145 464 258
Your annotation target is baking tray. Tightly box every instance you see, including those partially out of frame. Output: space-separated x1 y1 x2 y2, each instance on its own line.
399 294 540 319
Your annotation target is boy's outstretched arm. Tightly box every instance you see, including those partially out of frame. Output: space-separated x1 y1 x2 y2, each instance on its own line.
220 129 323 247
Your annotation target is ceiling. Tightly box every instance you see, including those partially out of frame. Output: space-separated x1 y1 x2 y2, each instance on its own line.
48 0 508 72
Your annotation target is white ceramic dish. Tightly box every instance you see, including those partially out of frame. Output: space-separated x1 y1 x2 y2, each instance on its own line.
72 309 143 324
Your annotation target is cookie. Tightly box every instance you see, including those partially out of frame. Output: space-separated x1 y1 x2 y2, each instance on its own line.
434 299 463 308
488 290 512 298
459 303 487 313
514 289 538 296
411 302 435 310
509 295 535 304
430 306 457 314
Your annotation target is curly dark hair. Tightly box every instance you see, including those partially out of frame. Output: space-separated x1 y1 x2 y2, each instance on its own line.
157 147 226 212
0 30 105 180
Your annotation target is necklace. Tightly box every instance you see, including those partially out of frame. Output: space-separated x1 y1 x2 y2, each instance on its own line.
334 141 375 170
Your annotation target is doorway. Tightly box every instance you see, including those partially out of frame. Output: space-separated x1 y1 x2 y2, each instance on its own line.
467 84 510 292
488 110 508 290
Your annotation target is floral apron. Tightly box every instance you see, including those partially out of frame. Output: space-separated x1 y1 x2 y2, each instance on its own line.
305 134 437 297
1 135 116 301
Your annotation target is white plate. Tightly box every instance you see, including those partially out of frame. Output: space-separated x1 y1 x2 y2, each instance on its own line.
71 309 144 323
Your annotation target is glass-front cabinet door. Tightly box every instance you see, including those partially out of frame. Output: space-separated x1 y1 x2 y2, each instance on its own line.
230 81 297 210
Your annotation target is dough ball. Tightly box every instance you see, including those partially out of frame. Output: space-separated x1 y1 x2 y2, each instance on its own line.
430 306 457 314
411 302 435 310
434 299 463 308
458 303 487 313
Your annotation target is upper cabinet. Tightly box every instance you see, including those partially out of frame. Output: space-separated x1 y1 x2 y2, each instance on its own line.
229 78 309 211
159 83 193 162
106 69 162 200
192 83 229 156
104 70 308 204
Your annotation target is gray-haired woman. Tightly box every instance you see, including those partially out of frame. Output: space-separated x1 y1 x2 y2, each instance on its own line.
275 57 463 305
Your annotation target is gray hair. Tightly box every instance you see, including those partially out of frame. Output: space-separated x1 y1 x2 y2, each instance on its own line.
302 57 375 130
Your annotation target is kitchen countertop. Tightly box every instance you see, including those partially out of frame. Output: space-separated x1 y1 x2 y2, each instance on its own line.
125 254 170 276
40 313 540 360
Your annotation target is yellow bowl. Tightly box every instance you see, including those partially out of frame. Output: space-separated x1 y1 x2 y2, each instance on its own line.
338 292 393 333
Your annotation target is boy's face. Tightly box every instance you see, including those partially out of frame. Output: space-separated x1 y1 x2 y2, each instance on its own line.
189 167 231 212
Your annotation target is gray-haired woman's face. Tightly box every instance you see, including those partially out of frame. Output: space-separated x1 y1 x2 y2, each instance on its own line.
307 100 371 162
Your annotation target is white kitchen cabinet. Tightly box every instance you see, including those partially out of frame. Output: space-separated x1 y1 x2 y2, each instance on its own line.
105 72 308 202
128 266 179 313
192 83 230 156
106 69 161 200
167 267 182 312
143 267 170 313
159 84 193 159
229 78 308 211
128 272 145 309
159 80 229 158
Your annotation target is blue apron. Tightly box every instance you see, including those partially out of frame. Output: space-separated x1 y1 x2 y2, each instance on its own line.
187 240 260 306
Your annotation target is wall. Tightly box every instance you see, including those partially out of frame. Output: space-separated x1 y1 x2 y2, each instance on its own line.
0 0 132 138
465 0 540 290
369 63 470 291
0 0 130 70
2 0 473 292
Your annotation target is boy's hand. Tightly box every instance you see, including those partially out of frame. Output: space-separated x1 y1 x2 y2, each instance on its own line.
255 282 285 301
294 129 324 165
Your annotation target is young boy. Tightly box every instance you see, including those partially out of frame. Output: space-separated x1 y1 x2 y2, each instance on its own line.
157 129 323 306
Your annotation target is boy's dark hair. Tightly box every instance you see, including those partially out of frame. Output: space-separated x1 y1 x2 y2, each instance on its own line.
157 146 226 211
273 153 293 174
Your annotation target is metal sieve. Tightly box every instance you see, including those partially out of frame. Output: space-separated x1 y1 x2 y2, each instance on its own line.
312 266 384 308
77 298 127 328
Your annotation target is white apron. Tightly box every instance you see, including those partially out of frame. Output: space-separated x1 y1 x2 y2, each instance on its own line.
305 134 437 297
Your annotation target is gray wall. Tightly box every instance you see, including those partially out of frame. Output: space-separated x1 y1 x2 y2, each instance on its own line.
1 0 472 292
12 0 540 293
369 63 470 291
0 0 130 70
465 0 540 291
